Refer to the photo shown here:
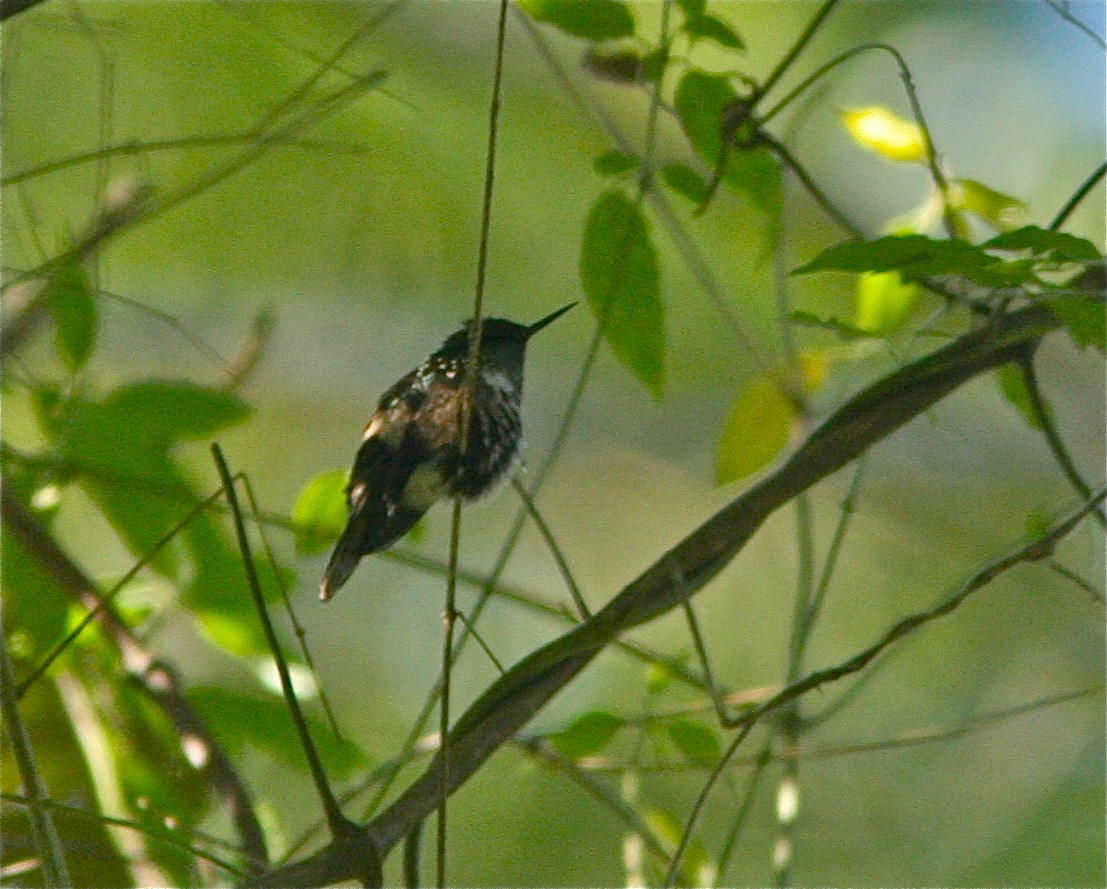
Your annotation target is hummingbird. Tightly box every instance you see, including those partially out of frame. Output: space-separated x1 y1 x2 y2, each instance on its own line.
320 302 577 601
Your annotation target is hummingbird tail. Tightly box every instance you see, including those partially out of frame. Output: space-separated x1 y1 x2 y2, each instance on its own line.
320 537 360 602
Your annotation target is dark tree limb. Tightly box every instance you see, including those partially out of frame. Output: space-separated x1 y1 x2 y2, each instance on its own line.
243 303 1069 887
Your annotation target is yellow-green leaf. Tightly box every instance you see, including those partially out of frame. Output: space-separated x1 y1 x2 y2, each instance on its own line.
955 178 1027 232
855 270 922 335
716 373 796 484
840 106 926 163
644 807 717 886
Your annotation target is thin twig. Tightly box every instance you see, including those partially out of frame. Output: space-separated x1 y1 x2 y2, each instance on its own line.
210 445 358 846
1016 348 1106 526
753 0 841 103
0 640 71 888
1049 160 1107 231
1 133 371 188
1043 0 1107 49
510 477 590 619
663 487 1105 883
438 1 511 883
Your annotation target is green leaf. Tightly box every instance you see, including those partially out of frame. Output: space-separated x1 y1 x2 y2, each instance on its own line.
995 363 1046 430
0 679 133 888
673 70 781 217
665 718 721 766
793 234 979 276
674 69 733 164
983 225 1102 263
955 179 1026 232
518 0 634 40
792 234 1039 289
549 710 623 758
45 260 97 372
292 470 348 555
190 686 369 778
660 162 710 204
716 371 796 484
855 270 922 335
48 381 267 655
1043 295 1106 353
593 150 639 177
580 189 664 398
727 144 782 220
72 381 252 450
683 13 744 49
677 0 706 19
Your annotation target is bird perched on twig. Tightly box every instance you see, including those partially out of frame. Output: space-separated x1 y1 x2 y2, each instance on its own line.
320 302 576 601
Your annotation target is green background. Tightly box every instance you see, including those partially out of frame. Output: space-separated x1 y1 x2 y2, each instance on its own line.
2 1 1104 885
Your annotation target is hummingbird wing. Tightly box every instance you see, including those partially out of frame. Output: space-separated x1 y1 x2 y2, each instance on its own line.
320 374 443 601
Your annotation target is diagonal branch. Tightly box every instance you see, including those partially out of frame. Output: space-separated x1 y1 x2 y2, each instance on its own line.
243 302 1066 887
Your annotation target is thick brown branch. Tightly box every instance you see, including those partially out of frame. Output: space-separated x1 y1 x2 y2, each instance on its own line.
244 303 1065 887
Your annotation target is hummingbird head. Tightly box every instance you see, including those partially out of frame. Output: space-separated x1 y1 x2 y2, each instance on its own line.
438 302 577 373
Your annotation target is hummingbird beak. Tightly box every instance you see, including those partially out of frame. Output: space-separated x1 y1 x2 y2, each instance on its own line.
526 302 577 339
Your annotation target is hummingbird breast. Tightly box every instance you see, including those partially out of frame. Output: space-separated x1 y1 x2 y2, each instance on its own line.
450 370 523 501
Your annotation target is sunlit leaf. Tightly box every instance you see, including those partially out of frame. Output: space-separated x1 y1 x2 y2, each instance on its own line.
855 270 922 335
995 363 1046 430
683 13 744 49
839 106 926 163
518 0 634 40
665 718 721 766
549 710 623 758
716 371 796 484
292 469 348 556
580 189 664 399
45 260 97 373
955 179 1027 232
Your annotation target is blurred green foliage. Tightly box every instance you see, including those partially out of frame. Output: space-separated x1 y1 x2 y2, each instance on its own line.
1 1 1103 886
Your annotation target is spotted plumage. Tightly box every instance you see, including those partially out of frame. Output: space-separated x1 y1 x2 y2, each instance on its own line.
320 302 576 601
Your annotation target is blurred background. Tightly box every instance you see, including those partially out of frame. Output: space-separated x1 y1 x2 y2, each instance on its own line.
2 1 1104 885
